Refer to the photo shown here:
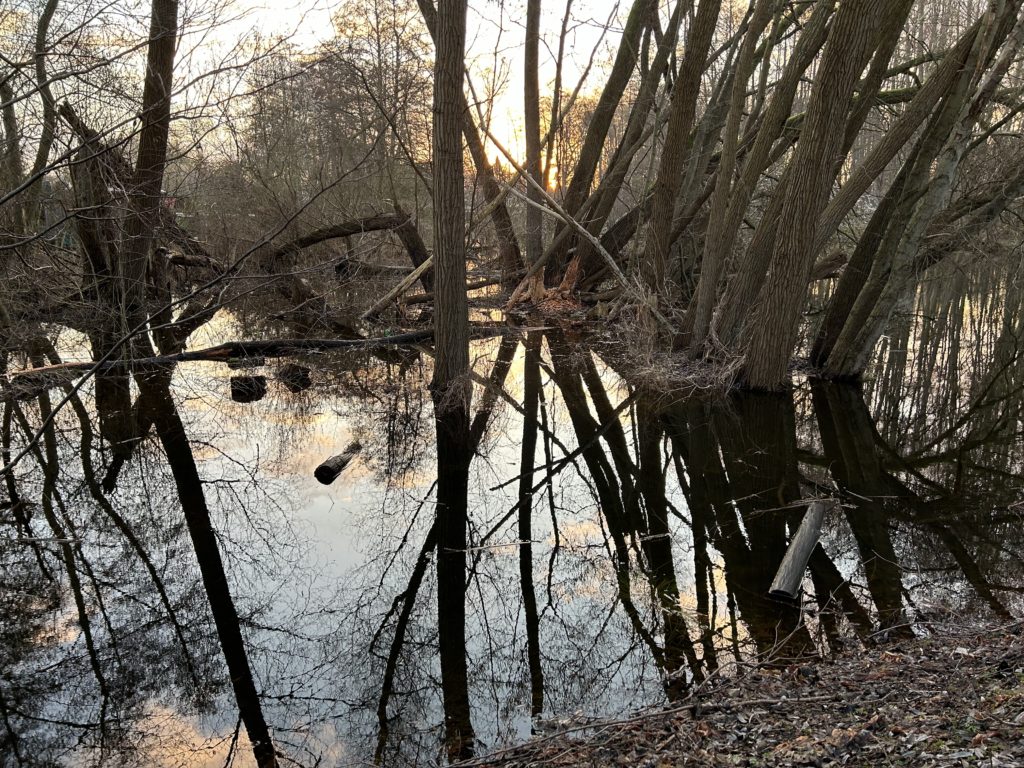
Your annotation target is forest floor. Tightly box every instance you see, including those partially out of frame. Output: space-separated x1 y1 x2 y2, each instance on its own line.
459 619 1024 767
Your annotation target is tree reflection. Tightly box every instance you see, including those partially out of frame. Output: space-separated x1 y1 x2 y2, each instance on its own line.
517 331 544 718
813 381 914 635
666 392 815 661
136 368 279 768
431 385 475 761
2 311 1023 766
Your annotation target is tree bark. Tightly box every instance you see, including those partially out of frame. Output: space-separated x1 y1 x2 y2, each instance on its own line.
706 1 836 347
688 0 776 345
550 1 685 291
556 0 657 220
523 0 544 302
431 0 474 759
416 0 523 289
821 4 1021 377
640 0 721 298
120 0 178 347
740 0 887 389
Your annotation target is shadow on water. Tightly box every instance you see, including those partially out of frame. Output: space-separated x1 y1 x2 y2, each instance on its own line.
2 317 1023 765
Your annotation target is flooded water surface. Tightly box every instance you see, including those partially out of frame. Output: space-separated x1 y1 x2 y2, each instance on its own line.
3 314 1023 766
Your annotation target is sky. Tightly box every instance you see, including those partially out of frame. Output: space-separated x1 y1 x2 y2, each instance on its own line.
214 0 626 161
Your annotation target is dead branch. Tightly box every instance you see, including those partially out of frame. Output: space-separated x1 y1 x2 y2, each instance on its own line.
3 326 505 387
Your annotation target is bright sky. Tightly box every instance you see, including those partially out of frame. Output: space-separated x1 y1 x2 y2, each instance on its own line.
213 0 624 163
216 0 337 48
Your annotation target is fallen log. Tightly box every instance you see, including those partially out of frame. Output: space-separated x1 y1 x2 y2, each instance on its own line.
335 256 414 278
403 276 505 305
769 500 831 602
167 251 219 270
315 441 363 485
265 212 434 292
360 257 435 321
6 329 430 379
3 326 506 397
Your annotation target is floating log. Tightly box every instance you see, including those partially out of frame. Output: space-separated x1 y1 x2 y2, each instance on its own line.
769 500 831 602
315 441 363 485
230 375 267 403
277 363 312 393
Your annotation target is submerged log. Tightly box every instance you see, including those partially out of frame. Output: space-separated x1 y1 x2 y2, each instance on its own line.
277 363 312 393
315 441 363 485
230 375 267 403
769 500 831 602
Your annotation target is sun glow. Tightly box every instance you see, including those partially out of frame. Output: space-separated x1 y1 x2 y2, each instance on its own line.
483 99 529 168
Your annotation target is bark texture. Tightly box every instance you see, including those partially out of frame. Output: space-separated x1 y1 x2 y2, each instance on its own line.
741 0 887 389
120 0 178 336
430 0 474 759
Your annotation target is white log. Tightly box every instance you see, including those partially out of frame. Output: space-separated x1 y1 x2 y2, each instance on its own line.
769 500 831 601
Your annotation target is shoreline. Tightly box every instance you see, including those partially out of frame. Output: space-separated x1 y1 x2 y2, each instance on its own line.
459 619 1024 767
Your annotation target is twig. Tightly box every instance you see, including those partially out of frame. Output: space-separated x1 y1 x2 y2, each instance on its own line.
480 129 677 334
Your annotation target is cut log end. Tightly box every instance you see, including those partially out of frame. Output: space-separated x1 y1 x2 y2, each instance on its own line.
230 375 267 403
314 441 363 485
277 363 312 393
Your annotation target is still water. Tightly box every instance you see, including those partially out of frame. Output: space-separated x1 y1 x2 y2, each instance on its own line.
2 311 1022 765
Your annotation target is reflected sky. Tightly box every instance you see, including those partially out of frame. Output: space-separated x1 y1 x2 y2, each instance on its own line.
2 309 1023 766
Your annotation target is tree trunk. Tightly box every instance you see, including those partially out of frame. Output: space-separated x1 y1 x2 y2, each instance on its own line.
431 0 474 759
706 0 836 347
523 0 544 301
688 0 775 346
821 6 1015 377
740 0 887 389
552 1 686 292
120 0 178 349
416 0 523 290
640 0 721 299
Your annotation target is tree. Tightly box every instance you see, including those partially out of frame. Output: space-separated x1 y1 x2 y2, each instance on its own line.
429 0 474 759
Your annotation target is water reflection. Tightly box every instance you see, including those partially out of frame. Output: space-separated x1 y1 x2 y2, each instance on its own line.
2 320 1023 765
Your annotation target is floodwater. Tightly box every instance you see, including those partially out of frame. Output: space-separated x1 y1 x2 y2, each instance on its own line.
2 307 1023 766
